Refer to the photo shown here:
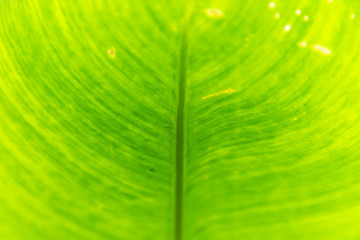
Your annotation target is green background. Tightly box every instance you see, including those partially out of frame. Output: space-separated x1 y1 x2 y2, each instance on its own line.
1 0 360 239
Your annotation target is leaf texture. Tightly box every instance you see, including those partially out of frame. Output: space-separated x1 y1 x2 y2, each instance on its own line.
1 0 181 239
1 0 360 239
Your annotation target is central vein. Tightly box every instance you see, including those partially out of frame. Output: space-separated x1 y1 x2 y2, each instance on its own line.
175 11 189 240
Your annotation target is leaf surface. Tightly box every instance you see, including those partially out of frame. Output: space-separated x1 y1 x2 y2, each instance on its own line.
1 0 360 239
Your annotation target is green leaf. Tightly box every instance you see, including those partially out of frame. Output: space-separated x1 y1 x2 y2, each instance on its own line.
1 0 360 239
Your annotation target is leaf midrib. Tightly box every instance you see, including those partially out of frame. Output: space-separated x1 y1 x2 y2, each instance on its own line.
175 8 189 240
